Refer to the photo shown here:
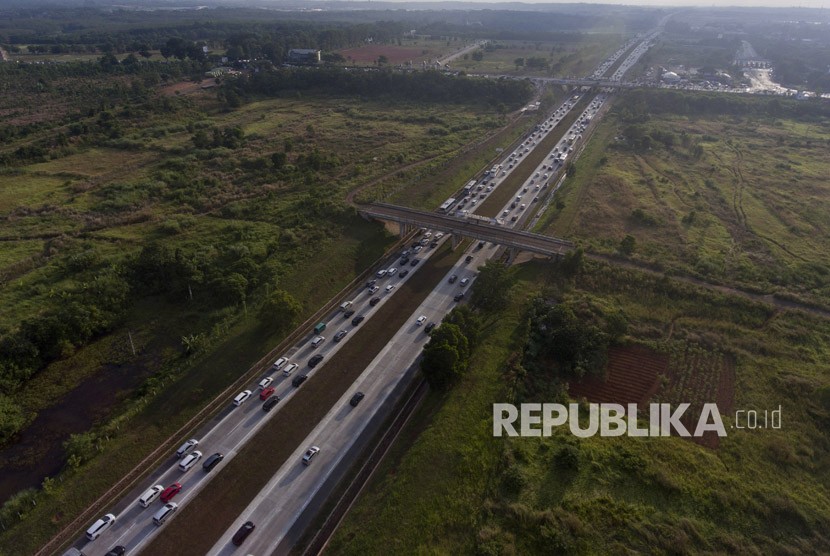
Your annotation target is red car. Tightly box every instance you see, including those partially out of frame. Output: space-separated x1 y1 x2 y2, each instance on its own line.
160 482 182 503
260 386 276 401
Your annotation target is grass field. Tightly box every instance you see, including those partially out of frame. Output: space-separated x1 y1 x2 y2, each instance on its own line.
451 38 621 78
537 93 830 308
0 67 519 547
330 255 830 554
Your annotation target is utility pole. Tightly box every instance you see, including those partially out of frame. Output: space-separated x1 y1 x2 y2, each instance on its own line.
128 331 136 356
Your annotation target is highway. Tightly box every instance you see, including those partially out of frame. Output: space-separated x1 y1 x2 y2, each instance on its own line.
64 30 627 556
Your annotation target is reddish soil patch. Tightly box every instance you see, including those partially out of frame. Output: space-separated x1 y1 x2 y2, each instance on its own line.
569 345 667 406
338 44 440 65
568 344 736 449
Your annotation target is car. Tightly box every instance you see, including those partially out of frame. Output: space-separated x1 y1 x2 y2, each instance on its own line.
502 209 509 216
349 392 365 407
430 240 439 247
370 297 381 306
375 269 387 278
419 237 430 246
152 503 177 526
425 322 437 334
160 482 182 503
365 279 377 289
262 396 280 411
271 357 288 371
413 245 423 253
385 284 395 293
460 278 470 287
86 514 116 541
477 241 485 250
138 484 165 508
352 315 365 326
179 451 202 471
232 521 256 546
310 335 325 348
511 215 518 222
302 445 320 465
454 292 465 302
368 285 380 295
387 267 397 275
416 315 427 326
105 547 126 556
520 204 526 210
343 308 355 318
197 450 223 472
399 269 409 278
258 376 274 390
401 249 411 258
448 275 458 284
175 438 199 459
510 202 517 209
410 258 420 266
282 362 299 376
308 354 324 367
465 255 473 263
292 374 308 387
423 231 432 238
435 232 444 239
233 390 252 407
400 256 409 265
260 386 276 400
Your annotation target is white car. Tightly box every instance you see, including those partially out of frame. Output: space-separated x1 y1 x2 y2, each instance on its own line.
435 232 444 239
387 267 397 275
460 278 470 287
258 376 274 390
385 285 395 293
233 390 252 407
376 269 387 278
416 315 427 326
283 363 299 376
179 450 202 471
302 445 320 465
86 513 116 541
271 357 288 371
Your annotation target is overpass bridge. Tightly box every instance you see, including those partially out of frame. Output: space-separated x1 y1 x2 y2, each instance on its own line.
358 203 574 257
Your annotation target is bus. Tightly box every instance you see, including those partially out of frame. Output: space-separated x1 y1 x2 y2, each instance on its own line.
439 198 456 213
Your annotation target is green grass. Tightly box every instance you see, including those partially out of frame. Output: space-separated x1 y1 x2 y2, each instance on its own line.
537 96 830 307
329 256 830 554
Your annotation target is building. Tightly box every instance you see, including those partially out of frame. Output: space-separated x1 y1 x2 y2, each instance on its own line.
287 49 321 65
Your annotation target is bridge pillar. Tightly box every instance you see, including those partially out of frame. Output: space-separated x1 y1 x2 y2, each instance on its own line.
451 234 461 250
399 222 410 238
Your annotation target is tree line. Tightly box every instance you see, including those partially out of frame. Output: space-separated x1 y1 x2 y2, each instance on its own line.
220 67 534 109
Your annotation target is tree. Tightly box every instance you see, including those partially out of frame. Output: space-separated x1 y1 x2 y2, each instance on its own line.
259 289 302 331
514 57 525 70
377 55 389 66
471 260 515 313
271 151 287 169
209 273 248 306
420 323 469 389
619 234 636 255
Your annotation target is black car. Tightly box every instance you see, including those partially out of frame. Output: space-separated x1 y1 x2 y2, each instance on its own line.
454 292 465 302
465 255 473 263
105 547 126 556
349 391 365 407
262 396 280 412
410 258 419 267
448 274 458 284
202 452 224 472
308 354 324 368
343 309 355 318
477 241 485 250
400 257 409 265
232 521 255 546
430 240 439 248
352 315 365 326
365 279 377 289
399 269 409 278
424 322 436 334
292 374 308 387
370 297 381 306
